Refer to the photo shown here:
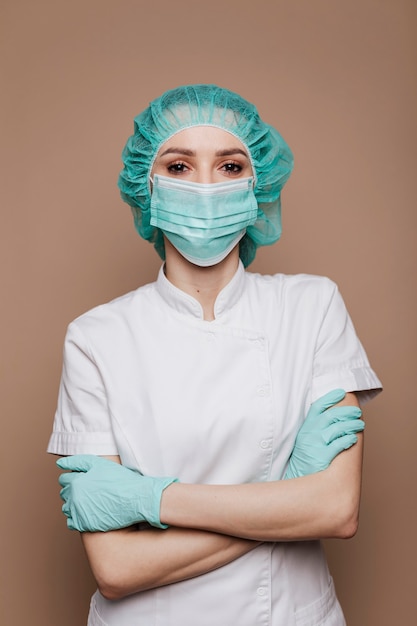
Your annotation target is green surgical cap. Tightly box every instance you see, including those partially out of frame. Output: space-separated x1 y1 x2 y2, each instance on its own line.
118 84 294 266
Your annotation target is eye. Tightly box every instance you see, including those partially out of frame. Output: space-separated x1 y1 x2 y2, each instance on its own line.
220 161 244 175
167 161 189 175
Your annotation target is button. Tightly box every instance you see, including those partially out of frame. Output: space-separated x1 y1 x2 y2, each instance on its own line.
257 385 270 397
206 333 215 342
260 440 269 449
257 587 266 596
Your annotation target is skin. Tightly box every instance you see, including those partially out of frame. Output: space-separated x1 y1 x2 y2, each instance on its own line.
80 126 364 601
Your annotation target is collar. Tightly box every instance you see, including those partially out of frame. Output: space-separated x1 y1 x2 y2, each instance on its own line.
155 260 246 320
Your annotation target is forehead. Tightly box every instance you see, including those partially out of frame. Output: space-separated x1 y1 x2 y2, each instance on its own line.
156 125 248 156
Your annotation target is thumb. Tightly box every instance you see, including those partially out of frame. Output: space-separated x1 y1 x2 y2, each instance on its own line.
56 454 102 473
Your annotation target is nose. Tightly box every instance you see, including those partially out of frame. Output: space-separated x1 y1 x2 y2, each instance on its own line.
194 173 216 184
193 163 217 184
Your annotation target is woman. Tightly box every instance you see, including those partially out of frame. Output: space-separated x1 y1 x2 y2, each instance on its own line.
48 84 382 625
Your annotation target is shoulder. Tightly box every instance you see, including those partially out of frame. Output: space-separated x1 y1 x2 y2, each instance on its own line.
244 270 339 307
66 281 159 343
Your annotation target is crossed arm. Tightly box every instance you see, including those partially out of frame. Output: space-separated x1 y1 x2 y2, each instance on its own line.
79 393 363 600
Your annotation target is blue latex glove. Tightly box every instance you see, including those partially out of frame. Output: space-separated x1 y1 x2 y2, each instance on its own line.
57 455 178 532
284 389 364 479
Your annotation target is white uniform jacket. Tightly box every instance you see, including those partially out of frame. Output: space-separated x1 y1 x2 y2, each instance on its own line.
48 262 382 626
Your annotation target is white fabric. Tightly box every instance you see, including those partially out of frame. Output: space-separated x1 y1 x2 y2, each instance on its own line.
48 262 382 625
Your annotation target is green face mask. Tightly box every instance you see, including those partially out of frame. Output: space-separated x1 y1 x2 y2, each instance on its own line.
150 174 258 266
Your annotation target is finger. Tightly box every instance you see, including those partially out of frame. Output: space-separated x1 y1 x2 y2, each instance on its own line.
59 483 74 502
322 405 362 425
324 419 365 444
66 517 77 531
327 434 358 456
61 500 71 517
309 389 346 416
58 472 80 488
56 454 100 473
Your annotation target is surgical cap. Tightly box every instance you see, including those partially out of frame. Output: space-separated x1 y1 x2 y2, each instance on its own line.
118 84 294 266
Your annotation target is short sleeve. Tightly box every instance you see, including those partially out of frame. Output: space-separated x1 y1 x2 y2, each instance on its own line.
311 281 382 405
47 321 119 456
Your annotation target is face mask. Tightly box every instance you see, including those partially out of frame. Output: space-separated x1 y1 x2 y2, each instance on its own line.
150 174 258 266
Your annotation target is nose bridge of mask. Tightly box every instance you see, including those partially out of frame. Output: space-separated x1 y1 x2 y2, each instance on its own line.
151 174 254 195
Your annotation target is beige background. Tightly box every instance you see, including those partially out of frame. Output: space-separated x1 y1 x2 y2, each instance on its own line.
1 1 416 624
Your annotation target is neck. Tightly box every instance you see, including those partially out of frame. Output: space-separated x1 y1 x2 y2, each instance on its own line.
164 239 240 321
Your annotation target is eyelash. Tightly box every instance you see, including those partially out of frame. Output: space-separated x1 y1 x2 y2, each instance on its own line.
166 161 244 175
167 162 189 174
222 161 243 174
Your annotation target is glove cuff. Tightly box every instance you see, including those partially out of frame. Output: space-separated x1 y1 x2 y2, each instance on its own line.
147 477 179 529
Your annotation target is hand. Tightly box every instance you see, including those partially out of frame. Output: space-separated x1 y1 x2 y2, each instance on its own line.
57 455 178 532
284 389 364 479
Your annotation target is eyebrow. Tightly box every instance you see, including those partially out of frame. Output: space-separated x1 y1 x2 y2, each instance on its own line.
159 147 249 158
216 148 248 158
